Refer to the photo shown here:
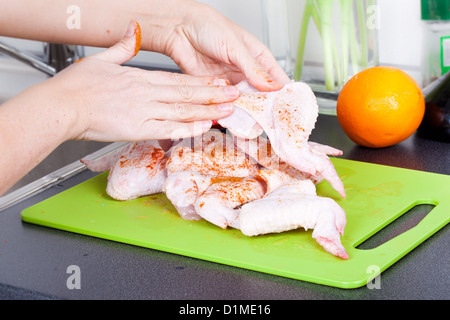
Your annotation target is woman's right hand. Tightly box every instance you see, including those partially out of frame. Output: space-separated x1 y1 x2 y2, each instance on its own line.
45 20 238 143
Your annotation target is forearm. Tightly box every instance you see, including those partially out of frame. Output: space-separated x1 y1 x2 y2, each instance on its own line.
0 81 75 195
0 0 190 53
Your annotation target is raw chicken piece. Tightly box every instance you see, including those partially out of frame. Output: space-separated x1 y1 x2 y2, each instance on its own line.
218 81 263 138
309 142 344 157
217 107 263 139
164 171 213 221
105 140 167 200
238 180 348 259
80 130 349 259
164 130 264 224
234 135 343 186
166 130 259 178
219 81 346 198
255 168 298 194
194 176 266 229
81 140 177 173
81 143 132 172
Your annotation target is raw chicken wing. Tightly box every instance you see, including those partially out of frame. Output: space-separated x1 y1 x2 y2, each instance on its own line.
83 140 168 201
164 171 213 221
219 81 346 198
164 130 263 225
194 176 266 229
239 180 349 259
81 143 131 172
166 130 259 177
235 135 342 186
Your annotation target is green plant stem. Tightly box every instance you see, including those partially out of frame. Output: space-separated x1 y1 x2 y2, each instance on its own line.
316 0 335 90
310 2 341 88
294 0 314 81
339 0 351 82
356 0 368 68
295 0 370 90
349 0 360 75
332 34 342 88
367 0 378 64
310 1 322 31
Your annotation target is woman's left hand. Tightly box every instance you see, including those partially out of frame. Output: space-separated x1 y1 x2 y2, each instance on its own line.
144 0 291 91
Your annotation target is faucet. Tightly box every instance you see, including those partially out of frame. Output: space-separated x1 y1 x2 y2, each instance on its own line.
0 41 84 76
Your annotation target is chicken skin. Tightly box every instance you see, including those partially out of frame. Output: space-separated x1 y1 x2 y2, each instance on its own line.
238 179 349 260
82 140 167 200
219 81 346 198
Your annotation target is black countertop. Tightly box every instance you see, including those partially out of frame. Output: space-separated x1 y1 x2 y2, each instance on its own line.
0 114 449 300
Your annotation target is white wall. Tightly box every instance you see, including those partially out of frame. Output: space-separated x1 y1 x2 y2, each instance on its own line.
199 0 424 69
377 0 423 68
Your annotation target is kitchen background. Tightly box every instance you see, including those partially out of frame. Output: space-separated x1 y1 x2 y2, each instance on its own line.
0 0 425 91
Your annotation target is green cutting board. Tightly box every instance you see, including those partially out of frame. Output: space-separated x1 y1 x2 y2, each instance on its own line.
21 158 450 289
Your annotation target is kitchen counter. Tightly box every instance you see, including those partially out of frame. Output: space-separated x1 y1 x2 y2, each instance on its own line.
0 114 449 300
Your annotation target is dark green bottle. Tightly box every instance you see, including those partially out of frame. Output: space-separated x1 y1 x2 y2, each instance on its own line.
418 70 450 142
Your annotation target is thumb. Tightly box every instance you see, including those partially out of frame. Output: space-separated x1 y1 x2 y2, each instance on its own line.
93 20 141 65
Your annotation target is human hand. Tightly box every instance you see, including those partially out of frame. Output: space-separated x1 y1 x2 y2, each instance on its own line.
44 21 238 142
144 0 291 91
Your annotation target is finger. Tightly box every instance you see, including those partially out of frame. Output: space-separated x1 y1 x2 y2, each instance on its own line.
256 50 291 85
92 20 141 65
138 120 212 140
268 65 291 85
149 101 234 122
228 28 291 91
141 70 230 87
238 55 283 92
151 84 239 105
243 34 291 86
227 41 283 92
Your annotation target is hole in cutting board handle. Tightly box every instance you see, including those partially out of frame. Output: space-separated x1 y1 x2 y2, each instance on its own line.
356 202 437 250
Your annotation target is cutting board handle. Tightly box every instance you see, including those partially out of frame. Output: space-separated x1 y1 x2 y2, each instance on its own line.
369 198 449 267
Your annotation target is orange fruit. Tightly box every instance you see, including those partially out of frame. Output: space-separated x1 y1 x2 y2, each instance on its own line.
336 66 425 148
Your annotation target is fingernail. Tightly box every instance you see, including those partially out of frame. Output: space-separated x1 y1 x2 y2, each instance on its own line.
218 103 233 112
124 20 141 56
125 21 136 37
224 86 239 97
